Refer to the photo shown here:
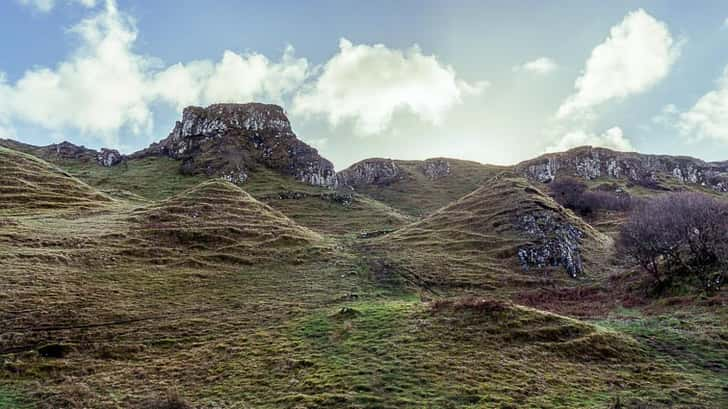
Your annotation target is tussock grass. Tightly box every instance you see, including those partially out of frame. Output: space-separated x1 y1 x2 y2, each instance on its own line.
363 174 614 291
0 146 112 214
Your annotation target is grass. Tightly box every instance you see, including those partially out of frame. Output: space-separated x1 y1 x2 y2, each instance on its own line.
341 158 504 217
361 174 614 292
1 146 726 408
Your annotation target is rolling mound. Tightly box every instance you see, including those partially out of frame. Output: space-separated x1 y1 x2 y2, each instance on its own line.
367 173 611 290
0 146 112 214
125 179 325 264
336 157 503 216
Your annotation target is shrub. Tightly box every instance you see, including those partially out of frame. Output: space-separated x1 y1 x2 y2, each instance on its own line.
549 176 634 215
617 192 727 293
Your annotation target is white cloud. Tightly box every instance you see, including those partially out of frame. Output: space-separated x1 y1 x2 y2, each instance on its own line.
546 126 634 153
18 0 97 12
292 38 487 135
2 0 151 144
512 57 557 75
557 9 681 119
153 46 308 111
676 66 728 142
0 0 310 147
722 17 728 30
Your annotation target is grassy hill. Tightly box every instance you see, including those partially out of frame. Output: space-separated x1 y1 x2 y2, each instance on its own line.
0 146 725 408
0 146 113 214
337 158 503 217
362 174 613 292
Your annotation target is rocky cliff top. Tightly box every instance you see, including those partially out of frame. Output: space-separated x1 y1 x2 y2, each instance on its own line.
335 157 453 188
515 146 728 192
0 138 124 167
131 103 335 186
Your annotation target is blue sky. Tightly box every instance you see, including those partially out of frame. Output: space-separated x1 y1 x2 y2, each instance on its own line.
2 0 728 169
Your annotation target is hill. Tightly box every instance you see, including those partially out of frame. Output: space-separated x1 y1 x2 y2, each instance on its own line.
363 174 612 291
515 145 728 193
0 146 112 214
123 179 325 266
335 157 503 216
0 121 726 408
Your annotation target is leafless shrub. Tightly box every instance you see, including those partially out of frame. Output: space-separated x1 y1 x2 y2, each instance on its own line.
549 176 634 215
617 192 727 293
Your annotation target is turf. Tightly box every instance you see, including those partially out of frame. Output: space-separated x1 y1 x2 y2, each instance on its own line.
0 147 725 408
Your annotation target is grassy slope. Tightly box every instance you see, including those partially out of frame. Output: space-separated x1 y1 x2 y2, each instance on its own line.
44 156 412 236
344 158 503 217
0 148 725 408
362 174 613 292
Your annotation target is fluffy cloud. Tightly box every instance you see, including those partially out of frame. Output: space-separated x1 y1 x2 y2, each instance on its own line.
18 0 97 12
512 57 557 75
292 38 487 134
0 0 310 146
153 46 308 111
557 9 681 119
546 126 634 153
3 0 152 143
676 66 728 142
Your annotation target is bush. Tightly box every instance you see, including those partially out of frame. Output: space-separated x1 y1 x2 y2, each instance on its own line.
617 192 727 292
549 177 634 215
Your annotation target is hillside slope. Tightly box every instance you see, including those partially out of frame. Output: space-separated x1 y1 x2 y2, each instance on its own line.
364 174 612 291
0 146 112 214
336 157 503 216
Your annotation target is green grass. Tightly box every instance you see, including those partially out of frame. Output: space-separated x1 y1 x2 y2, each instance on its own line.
343 158 503 217
57 156 208 201
1 146 726 408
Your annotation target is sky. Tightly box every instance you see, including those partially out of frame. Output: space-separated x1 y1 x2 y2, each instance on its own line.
2 1 728 170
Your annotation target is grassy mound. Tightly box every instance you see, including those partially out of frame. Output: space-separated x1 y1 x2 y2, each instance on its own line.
0 146 112 214
365 174 612 290
125 179 325 264
339 158 502 217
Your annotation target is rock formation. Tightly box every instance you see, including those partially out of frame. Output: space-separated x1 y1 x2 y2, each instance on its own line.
132 103 335 186
516 146 728 192
0 139 125 168
335 158 403 188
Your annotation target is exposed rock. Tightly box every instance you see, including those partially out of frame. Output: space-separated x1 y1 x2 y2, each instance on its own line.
335 158 403 188
132 103 336 186
515 212 585 278
516 146 728 192
96 148 124 167
0 139 126 167
419 158 451 180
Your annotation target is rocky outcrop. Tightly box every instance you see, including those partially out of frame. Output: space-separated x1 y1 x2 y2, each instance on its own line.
515 212 585 278
335 158 403 188
419 158 451 180
132 103 335 186
0 139 125 167
516 146 728 192
96 148 124 167
335 157 454 188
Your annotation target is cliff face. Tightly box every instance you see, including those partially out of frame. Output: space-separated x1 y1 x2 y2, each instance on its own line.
335 158 403 188
132 103 335 186
516 146 728 192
